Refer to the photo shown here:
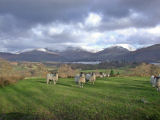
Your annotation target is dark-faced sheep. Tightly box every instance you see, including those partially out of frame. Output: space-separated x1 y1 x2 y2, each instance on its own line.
150 75 160 92
102 73 107 77
47 73 58 85
85 72 96 84
155 76 160 92
75 73 86 88
150 75 156 87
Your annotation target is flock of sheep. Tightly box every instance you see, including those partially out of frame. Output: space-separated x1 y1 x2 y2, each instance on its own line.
46 72 108 88
46 72 160 91
75 72 96 88
150 75 160 92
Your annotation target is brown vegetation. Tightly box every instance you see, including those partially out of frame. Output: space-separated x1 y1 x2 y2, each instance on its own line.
58 64 79 78
0 58 48 87
132 63 160 77
17 62 48 77
0 75 25 87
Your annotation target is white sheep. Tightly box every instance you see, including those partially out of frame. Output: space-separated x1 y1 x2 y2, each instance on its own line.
85 73 91 82
47 73 58 85
107 74 110 77
155 76 160 92
150 75 155 87
85 72 96 84
75 73 86 88
150 75 160 92
99 72 103 78
100 74 103 78
102 73 107 77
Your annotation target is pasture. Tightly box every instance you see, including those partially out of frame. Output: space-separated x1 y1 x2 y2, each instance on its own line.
0 77 160 120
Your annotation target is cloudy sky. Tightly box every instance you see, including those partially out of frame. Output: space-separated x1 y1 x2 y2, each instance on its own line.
0 0 160 52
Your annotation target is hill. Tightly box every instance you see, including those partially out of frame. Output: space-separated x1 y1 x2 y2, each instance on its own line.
120 44 160 62
0 46 129 62
94 46 129 61
0 44 160 62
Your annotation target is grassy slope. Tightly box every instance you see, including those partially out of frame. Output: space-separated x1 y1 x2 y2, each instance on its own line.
0 77 160 120
81 69 127 75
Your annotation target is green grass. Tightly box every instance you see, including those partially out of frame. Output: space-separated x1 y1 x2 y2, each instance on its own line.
0 77 160 120
81 69 126 74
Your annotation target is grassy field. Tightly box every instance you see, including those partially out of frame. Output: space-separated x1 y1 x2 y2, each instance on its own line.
81 69 126 74
0 76 160 120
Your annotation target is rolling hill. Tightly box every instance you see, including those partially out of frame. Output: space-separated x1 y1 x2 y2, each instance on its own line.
0 44 160 62
119 44 160 62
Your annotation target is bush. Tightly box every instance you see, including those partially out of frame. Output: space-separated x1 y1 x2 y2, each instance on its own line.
0 75 25 87
58 64 79 78
110 69 115 77
132 63 160 77
116 72 120 76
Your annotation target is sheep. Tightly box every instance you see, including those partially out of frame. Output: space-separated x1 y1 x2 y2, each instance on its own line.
155 76 160 92
156 78 160 92
99 72 103 78
47 73 58 85
85 72 96 84
95 72 101 78
100 72 107 78
150 75 156 87
75 73 86 88
85 73 91 82
90 72 96 84
150 75 160 92
107 74 110 77
102 73 107 77
100 74 103 78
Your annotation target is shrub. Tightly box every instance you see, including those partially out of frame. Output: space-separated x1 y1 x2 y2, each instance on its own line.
132 63 160 77
116 72 120 76
0 75 25 87
58 64 79 78
110 69 115 77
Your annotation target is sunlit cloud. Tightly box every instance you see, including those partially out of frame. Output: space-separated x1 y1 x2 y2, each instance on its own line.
85 13 102 27
0 0 160 52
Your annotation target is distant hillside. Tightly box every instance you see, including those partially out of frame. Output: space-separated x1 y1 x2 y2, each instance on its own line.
0 52 15 60
119 44 160 62
0 49 60 62
0 44 160 62
57 47 94 62
94 46 129 61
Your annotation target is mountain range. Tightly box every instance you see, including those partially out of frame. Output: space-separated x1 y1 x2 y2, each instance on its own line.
0 44 160 63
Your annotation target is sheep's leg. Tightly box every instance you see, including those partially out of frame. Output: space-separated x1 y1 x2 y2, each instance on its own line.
47 79 50 84
92 81 94 85
158 87 160 92
54 80 56 85
79 82 81 88
152 84 155 87
47 79 48 84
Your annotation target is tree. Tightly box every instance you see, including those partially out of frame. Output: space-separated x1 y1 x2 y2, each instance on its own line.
110 69 114 77
117 72 120 76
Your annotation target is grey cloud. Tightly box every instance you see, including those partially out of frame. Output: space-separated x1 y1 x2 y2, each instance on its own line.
0 0 91 23
0 0 160 26
0 0 160 52
126 34 160 46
